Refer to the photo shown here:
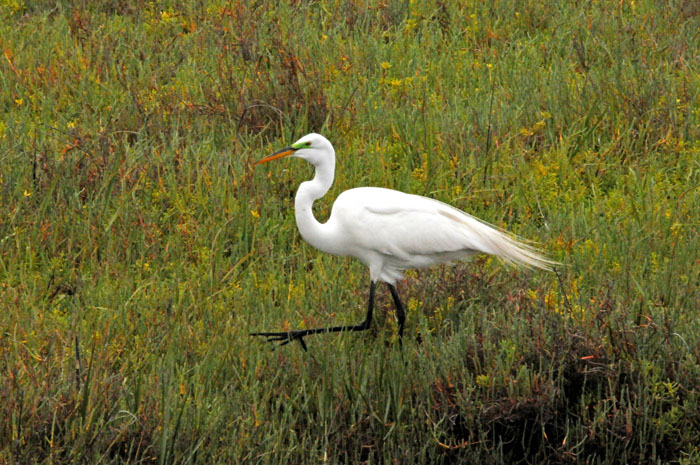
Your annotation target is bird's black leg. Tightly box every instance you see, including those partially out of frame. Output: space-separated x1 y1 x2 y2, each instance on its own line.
387 283 406 340
251 281 376 351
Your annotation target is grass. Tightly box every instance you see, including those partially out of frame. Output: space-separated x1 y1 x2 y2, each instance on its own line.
1 0 699 463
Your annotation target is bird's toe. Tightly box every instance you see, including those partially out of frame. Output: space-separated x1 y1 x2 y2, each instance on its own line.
251 330 308 351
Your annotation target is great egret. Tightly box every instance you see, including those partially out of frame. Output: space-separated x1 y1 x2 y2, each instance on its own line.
251 133 556 350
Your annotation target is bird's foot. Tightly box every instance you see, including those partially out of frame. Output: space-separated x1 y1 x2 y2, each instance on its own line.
250 330 309 351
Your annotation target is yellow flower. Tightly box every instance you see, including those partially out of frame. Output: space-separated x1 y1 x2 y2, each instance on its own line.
23 190 31 197
380 62 392 69
15 98 23 106
476 374 490 387
250 210 260 218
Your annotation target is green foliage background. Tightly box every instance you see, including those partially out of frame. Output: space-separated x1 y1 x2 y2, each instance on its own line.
1 0 698 463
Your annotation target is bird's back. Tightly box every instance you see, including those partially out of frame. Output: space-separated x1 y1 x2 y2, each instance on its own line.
327 187 554 283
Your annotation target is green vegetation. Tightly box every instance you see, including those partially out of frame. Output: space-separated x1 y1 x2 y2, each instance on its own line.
1 0 698 463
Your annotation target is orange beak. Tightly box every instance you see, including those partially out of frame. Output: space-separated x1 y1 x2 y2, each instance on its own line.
254 147 297 166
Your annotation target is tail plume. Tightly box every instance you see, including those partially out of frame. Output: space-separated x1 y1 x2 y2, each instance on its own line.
487 230 558 271
439 205 559 271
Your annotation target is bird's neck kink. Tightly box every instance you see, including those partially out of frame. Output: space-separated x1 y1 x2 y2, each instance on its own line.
293 159 337 254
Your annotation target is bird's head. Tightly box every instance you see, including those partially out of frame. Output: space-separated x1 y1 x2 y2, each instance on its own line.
255 133 334 168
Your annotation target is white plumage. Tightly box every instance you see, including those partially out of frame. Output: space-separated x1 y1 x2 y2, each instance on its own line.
252 133 556 350
327 186 552 283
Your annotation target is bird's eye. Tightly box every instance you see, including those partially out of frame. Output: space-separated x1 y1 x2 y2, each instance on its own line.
305 142 312 147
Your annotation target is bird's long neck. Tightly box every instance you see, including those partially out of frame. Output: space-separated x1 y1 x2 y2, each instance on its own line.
295 159 338 254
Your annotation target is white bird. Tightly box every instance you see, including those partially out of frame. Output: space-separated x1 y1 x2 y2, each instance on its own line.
251 133 557 350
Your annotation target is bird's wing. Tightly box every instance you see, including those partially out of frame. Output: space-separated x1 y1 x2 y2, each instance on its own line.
332 187 553 270
334 188 489 260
